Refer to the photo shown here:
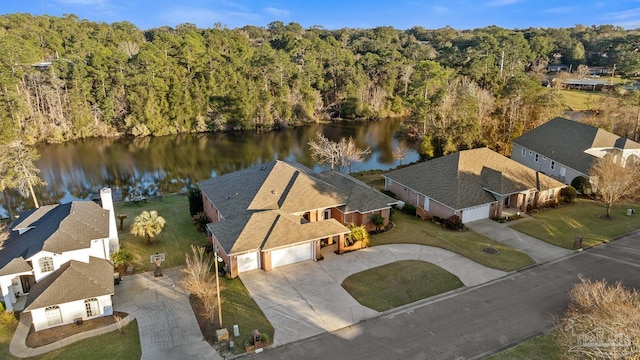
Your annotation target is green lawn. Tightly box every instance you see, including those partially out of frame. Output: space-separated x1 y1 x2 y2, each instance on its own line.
511 199 640 249
372 211 535 272
0 312 18 359
0 316 141 360
486 330 564 360
114 194 209 272
559 89 604 111
221 277 274 353
342 260 464 312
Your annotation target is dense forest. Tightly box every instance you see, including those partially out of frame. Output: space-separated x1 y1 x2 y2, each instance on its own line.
1 14 640 156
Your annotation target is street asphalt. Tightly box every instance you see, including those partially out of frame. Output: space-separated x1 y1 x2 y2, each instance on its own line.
249 230 640 360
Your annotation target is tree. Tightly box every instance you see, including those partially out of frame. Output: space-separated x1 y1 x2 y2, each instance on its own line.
392 141 409 165
130 210 166 245
557 275 640 359
0 141 47 208
308 133 371 173
589 155 640 217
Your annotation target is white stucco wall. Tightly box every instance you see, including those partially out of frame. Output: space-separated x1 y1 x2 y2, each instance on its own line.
30 294 113 332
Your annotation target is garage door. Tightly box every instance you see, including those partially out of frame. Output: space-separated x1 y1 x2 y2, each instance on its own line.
271 243 313 268
461 204 491 223
236 252 259 273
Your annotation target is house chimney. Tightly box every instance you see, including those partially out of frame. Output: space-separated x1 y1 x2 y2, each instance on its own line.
100 188 120 254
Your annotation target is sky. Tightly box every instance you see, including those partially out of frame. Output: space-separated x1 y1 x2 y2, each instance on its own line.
2 0 640 31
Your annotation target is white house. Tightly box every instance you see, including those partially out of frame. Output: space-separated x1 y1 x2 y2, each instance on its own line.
0 188 119 331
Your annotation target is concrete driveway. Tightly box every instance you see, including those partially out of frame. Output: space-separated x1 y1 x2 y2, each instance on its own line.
466 218 573 263
113 267 221 360
239 244 507 346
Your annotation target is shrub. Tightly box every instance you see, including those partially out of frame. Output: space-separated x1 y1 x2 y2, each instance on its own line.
187 186 204 216
369 214 385 231
381 189 396 198
402 204 416 216
560 186 577 203
571 176 592 196
557 275 640 358
110 247 134 271
444 215 464 230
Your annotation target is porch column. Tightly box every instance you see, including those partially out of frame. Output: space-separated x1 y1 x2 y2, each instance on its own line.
337 234 345 254
315 241 322 260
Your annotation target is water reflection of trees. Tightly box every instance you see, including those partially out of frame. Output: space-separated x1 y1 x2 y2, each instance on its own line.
1 119 416 218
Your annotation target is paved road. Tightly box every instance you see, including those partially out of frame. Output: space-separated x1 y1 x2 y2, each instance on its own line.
250 231 640 360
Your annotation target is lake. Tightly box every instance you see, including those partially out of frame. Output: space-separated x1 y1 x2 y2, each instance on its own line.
1 119 418 218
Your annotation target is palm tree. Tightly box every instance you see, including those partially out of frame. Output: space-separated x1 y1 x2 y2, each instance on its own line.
130 210 166 245
346 223 370 247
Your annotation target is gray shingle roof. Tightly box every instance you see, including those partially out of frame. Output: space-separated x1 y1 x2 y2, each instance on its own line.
198 160 389 254
313 171 399 213
512 117 640 174
1 202 110 270
23 257 114 311
0 257 32 276
383 148 565 210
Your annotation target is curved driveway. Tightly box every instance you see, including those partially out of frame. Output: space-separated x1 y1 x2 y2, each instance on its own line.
239 244 507 346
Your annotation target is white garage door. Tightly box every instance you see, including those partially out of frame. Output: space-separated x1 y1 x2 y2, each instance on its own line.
236 252 259 273
271 243 313 268
461 204 491 223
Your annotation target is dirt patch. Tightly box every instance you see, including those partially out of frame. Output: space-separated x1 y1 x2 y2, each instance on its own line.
188 294 218 346
25 311 128 348
482 247 500 255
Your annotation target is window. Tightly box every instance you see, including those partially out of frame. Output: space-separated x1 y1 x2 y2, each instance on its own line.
45 306 62 326
39 257 54 273
85 298 99 317
344 214 351 224
534 154 539 162
521 148 526 157
550 161 555 170
529 151 532 156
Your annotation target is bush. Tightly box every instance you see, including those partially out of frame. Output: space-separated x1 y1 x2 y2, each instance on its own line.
571 176 592 196
110 247 134 270
381 189 396 198
187 186 204 216
557 276 640 358
444 215 464 230
401 204 416 216
369 213 385 231
560 186 577 203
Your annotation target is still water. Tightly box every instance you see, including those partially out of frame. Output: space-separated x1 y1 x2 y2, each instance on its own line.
1 119 417 218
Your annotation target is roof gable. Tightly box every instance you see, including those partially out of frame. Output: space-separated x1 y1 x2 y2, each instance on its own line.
23 257 114 311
